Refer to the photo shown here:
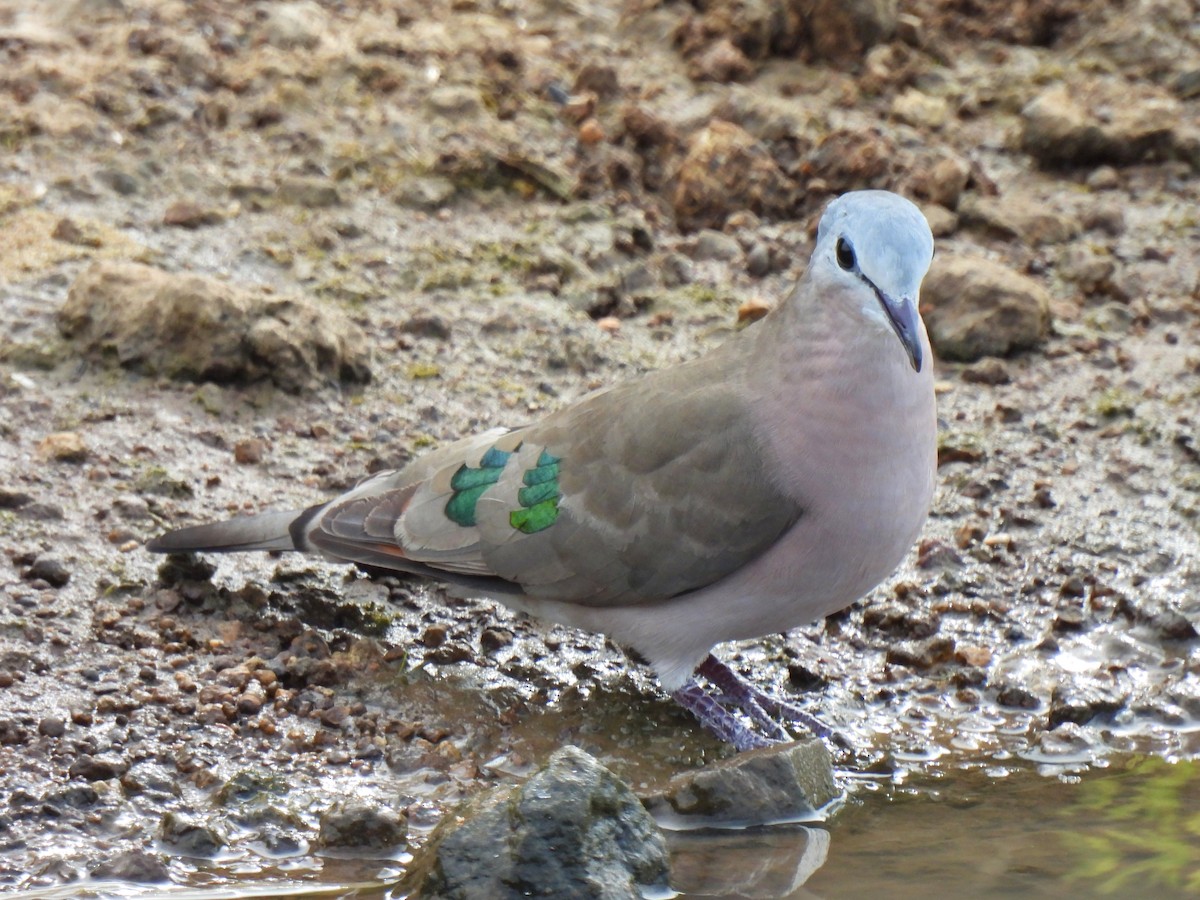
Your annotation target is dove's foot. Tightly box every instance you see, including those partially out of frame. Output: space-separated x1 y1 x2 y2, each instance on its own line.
697 654 834 740
671 682 776 752
671 654 838 752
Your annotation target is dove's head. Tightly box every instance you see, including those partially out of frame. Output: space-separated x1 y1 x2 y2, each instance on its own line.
813 190 935 373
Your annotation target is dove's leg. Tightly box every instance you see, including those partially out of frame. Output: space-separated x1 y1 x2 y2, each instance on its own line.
671 682 774 752
697 654 833 740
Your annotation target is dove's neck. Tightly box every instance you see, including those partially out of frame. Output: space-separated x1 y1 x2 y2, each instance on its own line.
746 285 938 515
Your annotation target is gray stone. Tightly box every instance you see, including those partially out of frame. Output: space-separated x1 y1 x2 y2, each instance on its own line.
318 799 406 851
91 849 170 882
24 556 70 588
403 746 668 899
1048 683 1127 730
692 229 742 262
68 753 129 781
159 812 227 858
641 739 839 829
922 255 1052 361
59 261 371 393
746 242 771 277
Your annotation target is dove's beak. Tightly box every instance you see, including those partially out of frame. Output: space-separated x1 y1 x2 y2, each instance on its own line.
879 293 923 373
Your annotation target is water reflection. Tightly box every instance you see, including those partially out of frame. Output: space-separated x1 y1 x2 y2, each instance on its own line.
666 826 829 899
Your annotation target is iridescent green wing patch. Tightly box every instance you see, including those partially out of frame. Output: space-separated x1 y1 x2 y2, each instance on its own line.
510 449 561 534
444 445 513 527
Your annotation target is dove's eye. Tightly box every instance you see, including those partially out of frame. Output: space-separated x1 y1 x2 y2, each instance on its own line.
836 237 856 271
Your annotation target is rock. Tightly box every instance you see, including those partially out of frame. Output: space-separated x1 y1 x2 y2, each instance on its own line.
402 746 668 899
921 256 1052 361
1048 684 1126 729
746 242 771 277
277 176 341 208
160 812 227 857
692 229 742 261
24 556 70 588
997 684 1040 710
961 358 1011 385
233 438 266 465
162 200 223 228
737 298 772 324
886 636 956 669
671 121 795 232
913 155 971 210
1086 165 1120 191
668 826 829 897
890 88 949 130
59 261 371 393
68 753 129 781
426 85 486 120
394 175 457 210
113 496 152 521
958 194 1080 246
38 716 66 737
574 64 620 99
1020 81 1181 168
90 849 170 883
36 432 88 463
921 204 957 238
687 38 755 84
804 128 897 194
641 740 839 829
1060 245 1117 296
261 0 328 49
318 799 406 851
400 314 453 341
0 489 33 509
807 0 897 64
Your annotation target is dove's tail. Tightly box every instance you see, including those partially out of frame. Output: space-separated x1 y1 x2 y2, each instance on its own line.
145 506 323 554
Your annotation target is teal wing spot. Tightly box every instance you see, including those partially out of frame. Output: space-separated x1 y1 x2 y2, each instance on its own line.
517 480 558 508
450 463 503 492
509 448 561 534
445 485 489 527
444 446 514 528
480 446 513 468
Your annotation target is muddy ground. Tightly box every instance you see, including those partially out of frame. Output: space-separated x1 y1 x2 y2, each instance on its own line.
1 0 1198 894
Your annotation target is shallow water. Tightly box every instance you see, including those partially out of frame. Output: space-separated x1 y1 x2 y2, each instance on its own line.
13 755 1200 900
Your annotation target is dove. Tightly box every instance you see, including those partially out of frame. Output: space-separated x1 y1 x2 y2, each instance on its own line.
147 190 937 751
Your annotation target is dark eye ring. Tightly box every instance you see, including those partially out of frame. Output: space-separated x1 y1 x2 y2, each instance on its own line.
836 237 856 271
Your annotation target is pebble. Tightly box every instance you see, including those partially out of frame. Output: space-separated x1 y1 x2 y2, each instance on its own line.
692 229 742 261
91 849 170 883
234 439 266 465
36 432 88 463
24 556 71 588
886 636 956 669
961 358 1011 385
160 812 227 857
162 200 223 228
68 754 129 781
277 176 341 208
38 716 66 737
745 242 771 277
1086 165 1120 191
318 799 406 850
